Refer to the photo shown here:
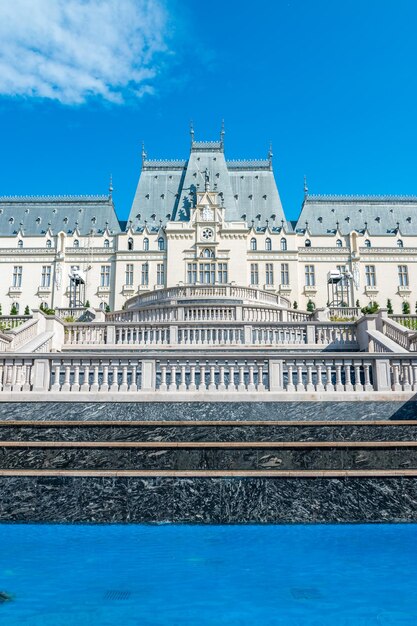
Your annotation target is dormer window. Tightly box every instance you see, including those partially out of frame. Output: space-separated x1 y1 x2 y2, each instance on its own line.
128 237 133 251
46 240 52 248
63 217 68 224
280 237 287 251
73 239 79 248
158 237 165 251
336 239 343 248
104 239 110 249
305 239 311 247
364 239 371 248
9 217 14 224
18 239 23 248
265 237 272 251
36 217 41 224
91 217 96 224
397 239 404 248
250 238 257 251
143 238 149 251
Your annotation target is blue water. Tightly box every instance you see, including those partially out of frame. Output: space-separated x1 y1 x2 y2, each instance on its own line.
0 524 416 625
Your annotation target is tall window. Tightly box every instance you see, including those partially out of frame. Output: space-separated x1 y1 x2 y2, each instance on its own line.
128 238 133 251
143 238 149 251
250 238 257 251
100 265 110 287
280 263 289 286
304 265 315 286
157 263 165 286
104 239 110 249
265 263 274 285
250 263 259 285
336 265 347 286
41 266 51 288
187 263 197 284
200 263 215 284
218 263 228 284
12 266 22 288
265 237 272 251
141 263 149 286
125 264 133 286
158 237 165 251
398 265 409 287
365 265 376 287
280 237 287 251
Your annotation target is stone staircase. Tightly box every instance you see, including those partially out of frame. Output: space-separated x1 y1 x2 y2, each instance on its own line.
0 417 417 523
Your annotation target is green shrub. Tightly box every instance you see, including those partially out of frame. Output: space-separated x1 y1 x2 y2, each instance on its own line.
386 299 393 315
293 301 298 310
361 301 379 315
84 300 90 308
306 299 316 313
402 301 411 315
10 304 18 316
24 305 30 315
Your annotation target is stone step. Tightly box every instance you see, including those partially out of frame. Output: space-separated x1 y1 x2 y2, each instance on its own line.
0 420 416 442
1 440 417 471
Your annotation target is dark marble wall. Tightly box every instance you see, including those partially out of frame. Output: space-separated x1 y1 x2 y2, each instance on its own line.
0 476 416 523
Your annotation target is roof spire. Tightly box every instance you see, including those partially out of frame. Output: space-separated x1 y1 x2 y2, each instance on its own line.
109 174 113 199
268 142 273 170
303 175 308 199
141 141 147 166
190 120 195 145
204 168 210 192
220 119 225 147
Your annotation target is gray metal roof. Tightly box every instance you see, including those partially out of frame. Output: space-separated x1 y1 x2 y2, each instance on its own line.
296 195 417 236
127 140 286 227
0 195 120 236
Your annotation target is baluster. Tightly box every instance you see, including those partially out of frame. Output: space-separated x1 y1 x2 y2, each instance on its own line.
179 364 187 391
169 363 177 391
198 363 207 391
363 361 373 391
402 361 411 391
247 363 256 391
120 365 128 392
353 361 363 392
208 364 216 391
315 361 324 392
219 364 226 391
62 364 71 392
335 360 344 392
159 364 168 391
286 362 295 392
257 362 265 391
189 364 196 391
344 361 353 391
412 362 417 392
110 363 119 392
306 361 314 391
22 362 32 392
325 361 334 392
81 363 90 392
51 362 61 391
228 363 236 391
91 364 99 392
100 363 109 392
296 361 305 391
129 363 138 392
238 364 246 391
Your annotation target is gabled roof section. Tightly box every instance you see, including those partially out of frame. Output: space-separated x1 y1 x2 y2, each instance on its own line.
0 195 120 236
296 195 417 236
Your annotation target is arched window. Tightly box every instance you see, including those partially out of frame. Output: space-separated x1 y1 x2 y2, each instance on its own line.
336 239 343 248
73 239 79 248
201 248 215 259
18 240 23 248
158 237 165 251
41 302 48 310
364 239 371 248
397 239 403 248
128 237 133 251
143 238 149 251
104 239 110 249
265 237 272 251
250 238 257 251
46 240 52 248
11 302 19 314
280 237 287 251
99 302 107 311
305 239 311 248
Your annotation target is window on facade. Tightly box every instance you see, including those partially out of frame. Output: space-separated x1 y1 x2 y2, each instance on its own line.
12 266 22 288
336 265 348 286
128 238 133 251
201 248 215 259
41 266 51 288
157 263 165 286
158 237 165 251
305 239 311 248
41 302 48 310
218 263 228 284
336 239 343 248
265 263 274 285
304 265 315 286
280 263 289 286
125 264 133 286
397 239 404 248
187 263 197 284
365 265 376 287
73 239 79 248
11 302 19 314
265 238 272 251
141 263 149 286
18 240 23 248
104 239 110 249
250 238 257 251
280 238 287 251
46 240 52 248
364 239 371 248
398 265 409 287
250 263 259 285
200 263 216 284
143 238 149 251
100 265 110 287
99 302 107 311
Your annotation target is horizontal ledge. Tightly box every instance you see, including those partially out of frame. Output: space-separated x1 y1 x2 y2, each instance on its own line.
0 420 416 427
2 440 417 449
0 469 417 478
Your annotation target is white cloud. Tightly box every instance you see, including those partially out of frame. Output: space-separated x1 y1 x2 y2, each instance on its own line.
0 0 170 104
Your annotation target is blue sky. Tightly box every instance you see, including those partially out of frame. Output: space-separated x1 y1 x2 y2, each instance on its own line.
1 0 416 221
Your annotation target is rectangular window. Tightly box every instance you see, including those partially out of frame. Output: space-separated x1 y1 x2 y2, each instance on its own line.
365 265 376 287
157 263 165 286
304 265 315 287
141 263 149 286
125 264 133 286
265 263 274 286
12 266 22 288
187 263 197 284
100 265 110 287
250 263 259 285
199 263 215 284
41 265 51 288
336 265 347 286
217 263 228 284
280 263 289 286
398 265 409 287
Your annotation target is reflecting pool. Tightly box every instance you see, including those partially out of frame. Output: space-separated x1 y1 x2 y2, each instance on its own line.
0 524 416 625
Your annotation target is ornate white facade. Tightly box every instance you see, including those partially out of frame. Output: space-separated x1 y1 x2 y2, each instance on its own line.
1 131 416 315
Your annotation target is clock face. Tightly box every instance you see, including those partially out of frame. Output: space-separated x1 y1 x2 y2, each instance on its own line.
201 206 214 222
202 228 214 240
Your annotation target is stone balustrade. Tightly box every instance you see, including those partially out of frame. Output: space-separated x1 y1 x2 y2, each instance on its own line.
381 317 417 352
329 307 361 319
0 315 31 330
0 318 39 352
0 352 416 396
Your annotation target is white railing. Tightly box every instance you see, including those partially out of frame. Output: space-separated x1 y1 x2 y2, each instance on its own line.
0 318 39 352
252 325 306 345
0 315 31 330
329 307 361 319
381 317 417 352
315 323 357 347
55 308 87 320
1 352 417 395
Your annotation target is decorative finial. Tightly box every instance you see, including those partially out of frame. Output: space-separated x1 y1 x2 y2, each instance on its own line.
190 120 194 144
109 174 113 198
268 142 273 161
141 142 147 165
303 175 308 198
204 168 210 191
220 119 225 145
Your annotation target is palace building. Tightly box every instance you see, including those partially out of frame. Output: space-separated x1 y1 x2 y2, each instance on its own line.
1 128 416 315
